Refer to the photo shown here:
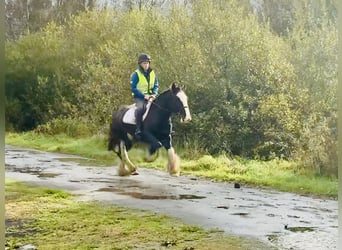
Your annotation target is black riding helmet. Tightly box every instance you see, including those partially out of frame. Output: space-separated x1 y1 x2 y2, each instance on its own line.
138 53 151 64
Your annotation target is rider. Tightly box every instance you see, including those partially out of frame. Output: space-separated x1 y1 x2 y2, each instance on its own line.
131 53 159 138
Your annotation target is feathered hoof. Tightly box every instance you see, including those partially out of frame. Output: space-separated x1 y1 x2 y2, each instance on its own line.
118 163 131 176
131 170 139 175
167 153 181 177
169 170 180 177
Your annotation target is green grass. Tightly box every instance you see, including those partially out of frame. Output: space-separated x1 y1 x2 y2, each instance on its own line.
5 131 338 198
5 180 272 250
181 155 337 197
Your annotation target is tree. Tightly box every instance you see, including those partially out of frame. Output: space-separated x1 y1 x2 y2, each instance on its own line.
5 0 94 40
5 0 337 175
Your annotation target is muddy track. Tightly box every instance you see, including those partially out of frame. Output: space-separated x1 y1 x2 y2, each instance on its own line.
5 145 337 249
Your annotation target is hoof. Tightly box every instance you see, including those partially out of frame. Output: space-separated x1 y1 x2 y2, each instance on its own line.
168 162 181 176
118 168 131 176
131 170 139 175
118 163 131 176
169 171 180 177
167 153 180 177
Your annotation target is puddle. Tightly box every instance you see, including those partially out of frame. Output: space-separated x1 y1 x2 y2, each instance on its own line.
231 212 249 216
38 173 61 178
96 187 206 200
287 215 300 218
178 194 206 199
285 226 316 233
238 205 257 208
262 203 277 208
217 206 229 209
56 157 99 166
5 165 60 178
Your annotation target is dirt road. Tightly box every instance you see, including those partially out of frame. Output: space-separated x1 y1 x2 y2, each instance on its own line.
5 145 338 249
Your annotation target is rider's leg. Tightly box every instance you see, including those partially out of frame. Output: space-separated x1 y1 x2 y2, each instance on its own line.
134 98 145 136
135 109 143 136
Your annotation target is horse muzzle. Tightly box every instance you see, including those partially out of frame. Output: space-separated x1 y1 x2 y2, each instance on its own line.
181 111 192 123
181 116 192 123
180 105 191 123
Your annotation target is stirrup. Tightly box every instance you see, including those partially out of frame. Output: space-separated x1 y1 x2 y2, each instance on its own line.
135 129 142 136
134 129 142 140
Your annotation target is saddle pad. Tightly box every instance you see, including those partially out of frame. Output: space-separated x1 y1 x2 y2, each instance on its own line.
122 102 152 125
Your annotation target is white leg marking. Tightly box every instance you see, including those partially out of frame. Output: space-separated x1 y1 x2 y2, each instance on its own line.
120 141 136 173
118 161 130 176
167 147 180 176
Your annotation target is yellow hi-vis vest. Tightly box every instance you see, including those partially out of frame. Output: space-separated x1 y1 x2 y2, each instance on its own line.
135 69 155 95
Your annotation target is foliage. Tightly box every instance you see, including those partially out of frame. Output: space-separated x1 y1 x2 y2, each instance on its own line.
5 0 95 40
35 117 94 137
5 0 337 176
286 0 338 175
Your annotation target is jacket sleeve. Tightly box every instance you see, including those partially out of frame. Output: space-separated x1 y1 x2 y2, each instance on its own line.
152 75 159 95
131 72 144 99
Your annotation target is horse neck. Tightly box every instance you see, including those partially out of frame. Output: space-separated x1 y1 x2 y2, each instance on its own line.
152 92 173 118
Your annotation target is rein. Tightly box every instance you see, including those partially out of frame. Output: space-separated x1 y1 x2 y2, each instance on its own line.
151 99 171 113
149 90 188 114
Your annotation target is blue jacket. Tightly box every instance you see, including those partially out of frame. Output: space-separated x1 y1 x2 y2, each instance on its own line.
131 67 159 99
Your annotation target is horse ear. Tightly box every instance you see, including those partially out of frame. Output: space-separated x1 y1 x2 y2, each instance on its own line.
171 82 177 94
173 82 186 90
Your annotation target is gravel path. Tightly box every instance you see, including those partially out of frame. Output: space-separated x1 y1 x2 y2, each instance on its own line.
5 145 338 249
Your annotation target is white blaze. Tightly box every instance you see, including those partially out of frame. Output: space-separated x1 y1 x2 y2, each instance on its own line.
176 91 191 122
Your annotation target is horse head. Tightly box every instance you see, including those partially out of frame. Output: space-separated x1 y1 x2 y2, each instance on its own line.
169 83 192 122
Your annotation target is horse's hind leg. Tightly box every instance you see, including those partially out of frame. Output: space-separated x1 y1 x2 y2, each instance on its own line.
118 161 131 176
113 141 131 177
120 140 138 175
108 132 130 176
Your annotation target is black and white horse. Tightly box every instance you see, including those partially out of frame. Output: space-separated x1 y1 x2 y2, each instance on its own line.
108 83 191 176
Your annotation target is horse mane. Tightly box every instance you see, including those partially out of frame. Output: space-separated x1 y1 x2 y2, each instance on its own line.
154 83 182 102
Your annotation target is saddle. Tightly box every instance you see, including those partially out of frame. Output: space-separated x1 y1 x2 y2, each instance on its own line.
122 101 152 125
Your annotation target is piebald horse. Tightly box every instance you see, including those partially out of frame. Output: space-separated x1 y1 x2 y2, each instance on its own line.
108 83 191 176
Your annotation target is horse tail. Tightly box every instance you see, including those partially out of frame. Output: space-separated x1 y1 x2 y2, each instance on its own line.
107 128 116 151
108 106 129 152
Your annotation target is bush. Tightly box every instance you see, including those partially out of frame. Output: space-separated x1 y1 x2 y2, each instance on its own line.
5 1 337 176
35 117 94 137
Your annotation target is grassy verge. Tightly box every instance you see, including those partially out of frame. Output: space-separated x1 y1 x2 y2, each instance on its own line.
5 179 272 250
5 132 338 198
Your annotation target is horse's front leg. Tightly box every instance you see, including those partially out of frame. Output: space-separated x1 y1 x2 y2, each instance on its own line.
140 131 162 162
142 132 163 155
166 147 181 176
159 135 181 176
120 140 138 175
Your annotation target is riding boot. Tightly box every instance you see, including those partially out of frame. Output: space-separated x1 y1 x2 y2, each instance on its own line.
135 108 143 138
135 120 142 136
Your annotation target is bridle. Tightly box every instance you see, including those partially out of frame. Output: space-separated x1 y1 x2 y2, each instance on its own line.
151 100 171 113
150 95 188 115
